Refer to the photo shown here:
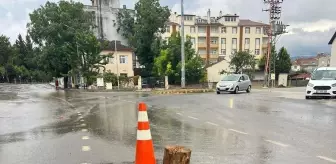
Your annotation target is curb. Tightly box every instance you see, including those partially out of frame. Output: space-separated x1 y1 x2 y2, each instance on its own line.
153 89 215 95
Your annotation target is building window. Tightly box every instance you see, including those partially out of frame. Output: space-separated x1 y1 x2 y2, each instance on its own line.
211 27 218 33
256 27 261 34
198 37 206 43
120 73 127 77
120 55 127 64
184 16 193 21
245 27 250 34
221 49 226 55
245 38 250 45
255 38 260 49
211 49 217 54
232 27 237 34
198 26 206 33
190 37 195 45
255 49 260 55
190 26 195 33
221 27 226 33
232 38 237 45
221 38 226 44
232 49 237 54
210 38 217 44
198 49 206 55
165 26 170 33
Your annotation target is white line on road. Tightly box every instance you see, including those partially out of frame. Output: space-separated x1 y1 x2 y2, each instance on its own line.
82 146 91 151
78 113 82 116
176 112 182 116
317 156 336 163
206 121 219 126
82 136 89 140
229 129 248 135
188 116 199 120
265 140 289 147
80 123 86 127
80 119 84 122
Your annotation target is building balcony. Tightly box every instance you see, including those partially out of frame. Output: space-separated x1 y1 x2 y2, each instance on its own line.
210 43 219 48
198 43 207 48
199 54 207 59
210 54 219 58
262 43 268 49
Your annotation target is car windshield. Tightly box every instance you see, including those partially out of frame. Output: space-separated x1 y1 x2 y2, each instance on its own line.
221 74 240 81
311 70 336 80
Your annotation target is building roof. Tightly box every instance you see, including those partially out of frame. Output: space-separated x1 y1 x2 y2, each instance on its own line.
328 31 336 45
291 73 311 79
166 21 179 26
101 40 133 52
316 53 330 58
238 19 269 26
292 57 318 66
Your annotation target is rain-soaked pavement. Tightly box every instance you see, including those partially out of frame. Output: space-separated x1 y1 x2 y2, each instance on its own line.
0 84 335 164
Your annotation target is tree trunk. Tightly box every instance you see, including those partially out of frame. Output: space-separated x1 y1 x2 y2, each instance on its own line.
163 145 191 164
64 76 68 89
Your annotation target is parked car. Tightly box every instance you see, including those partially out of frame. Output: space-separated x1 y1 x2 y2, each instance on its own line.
216 74 252 94
305 67 336 99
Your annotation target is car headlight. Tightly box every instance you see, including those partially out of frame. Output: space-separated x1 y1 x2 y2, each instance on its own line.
332 83 336 87
307 83 314 87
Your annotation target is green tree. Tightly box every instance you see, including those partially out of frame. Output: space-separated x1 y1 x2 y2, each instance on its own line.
276 47 292 74
27 0 106 87
258 44 277 71
117 0 170 74
153 32 205 84
229 51 256 74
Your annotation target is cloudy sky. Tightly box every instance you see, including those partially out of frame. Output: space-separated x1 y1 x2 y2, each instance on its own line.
1 0 335 57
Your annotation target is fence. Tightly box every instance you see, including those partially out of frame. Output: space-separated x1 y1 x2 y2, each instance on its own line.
141 77 165 89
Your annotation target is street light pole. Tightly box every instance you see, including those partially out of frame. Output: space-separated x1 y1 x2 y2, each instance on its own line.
115 40 120 90
181 0 186 88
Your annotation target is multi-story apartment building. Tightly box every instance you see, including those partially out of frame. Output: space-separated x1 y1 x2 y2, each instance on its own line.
84 0 129 44
162 9 269 65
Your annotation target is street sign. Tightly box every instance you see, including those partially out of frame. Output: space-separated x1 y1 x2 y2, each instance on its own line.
271 73 275 80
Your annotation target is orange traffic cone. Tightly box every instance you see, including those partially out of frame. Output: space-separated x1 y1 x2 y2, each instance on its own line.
135 102 156 164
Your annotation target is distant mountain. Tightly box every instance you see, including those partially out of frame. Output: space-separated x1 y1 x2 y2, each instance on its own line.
290 55 315 61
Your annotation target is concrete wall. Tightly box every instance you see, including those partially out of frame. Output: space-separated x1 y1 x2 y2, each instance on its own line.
100 50 134 77
331 41 336 67
206 60 230 82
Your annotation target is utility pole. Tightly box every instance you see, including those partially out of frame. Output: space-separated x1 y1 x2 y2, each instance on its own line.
115 40 120 90
180 0 186 88
262 0 288 88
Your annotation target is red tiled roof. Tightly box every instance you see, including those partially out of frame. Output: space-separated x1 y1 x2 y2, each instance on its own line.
292 57 318 66
238 19 269 26
291 73 311 79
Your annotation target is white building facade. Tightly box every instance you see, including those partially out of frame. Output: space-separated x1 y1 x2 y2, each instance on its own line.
329 32 336 67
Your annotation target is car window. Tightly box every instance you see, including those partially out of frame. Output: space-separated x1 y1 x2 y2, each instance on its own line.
240 76 245 81
244 75 249 80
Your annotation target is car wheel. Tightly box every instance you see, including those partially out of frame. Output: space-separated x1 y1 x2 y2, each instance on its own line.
216 91 220 94
233 86 239 94
305 96 311 99
246 85 251 93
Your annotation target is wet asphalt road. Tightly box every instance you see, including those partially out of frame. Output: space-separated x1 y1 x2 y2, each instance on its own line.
0 84 335 164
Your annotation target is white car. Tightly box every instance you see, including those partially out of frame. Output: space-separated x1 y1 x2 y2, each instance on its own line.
305 67 336 99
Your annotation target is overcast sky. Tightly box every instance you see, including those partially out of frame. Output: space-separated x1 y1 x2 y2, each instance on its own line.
1 0 335 57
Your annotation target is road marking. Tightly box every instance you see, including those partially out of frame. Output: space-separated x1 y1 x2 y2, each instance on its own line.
265 140 289 147
229 129 248 135
176 112 182 116
78 113 82 116
82 136 89 140
188 116 199 120
82 146 91 151
317 156 336 163
79 116 83 119
80 119 84 122
206 122 219 126
80 123 86 127
82 129 88 132
229 98 233 109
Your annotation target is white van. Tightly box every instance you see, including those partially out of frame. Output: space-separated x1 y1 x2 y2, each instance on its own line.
305 67 336 99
